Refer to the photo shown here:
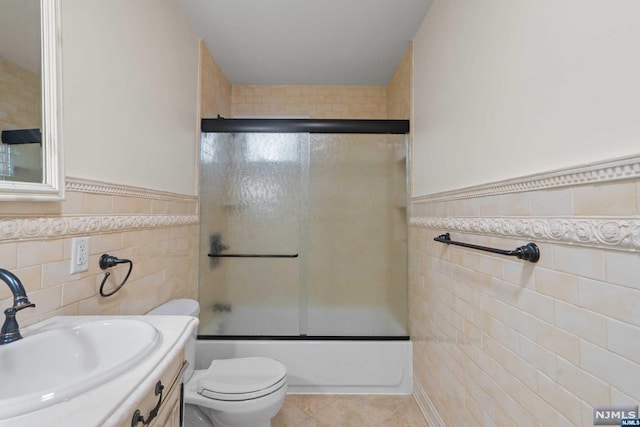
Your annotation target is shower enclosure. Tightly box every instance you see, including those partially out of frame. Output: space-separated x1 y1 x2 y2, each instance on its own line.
198 119 409 339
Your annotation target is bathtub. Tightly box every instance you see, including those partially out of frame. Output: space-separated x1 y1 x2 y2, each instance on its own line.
195 306 412 394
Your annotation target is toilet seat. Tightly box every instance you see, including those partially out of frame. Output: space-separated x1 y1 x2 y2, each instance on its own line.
197 357 287 401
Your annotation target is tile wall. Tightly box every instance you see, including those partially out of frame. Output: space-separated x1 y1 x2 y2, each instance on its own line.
0 181 199 328
0 56 41 130
387 45 412 120
409 175 640 426
199 41 232 119
231 85 387 119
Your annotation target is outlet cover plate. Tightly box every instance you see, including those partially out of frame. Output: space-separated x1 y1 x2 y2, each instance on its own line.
70 237 89 274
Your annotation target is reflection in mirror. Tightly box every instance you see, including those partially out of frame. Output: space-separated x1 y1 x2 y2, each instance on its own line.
0 0 63 200
0 0 42 183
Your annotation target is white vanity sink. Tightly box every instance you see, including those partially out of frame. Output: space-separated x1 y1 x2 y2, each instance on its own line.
0 319 161 419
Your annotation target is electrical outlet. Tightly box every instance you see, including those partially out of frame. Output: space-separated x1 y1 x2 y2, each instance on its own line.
70 237 89 274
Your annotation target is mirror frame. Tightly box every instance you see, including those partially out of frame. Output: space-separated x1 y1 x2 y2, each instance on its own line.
0 0 63 201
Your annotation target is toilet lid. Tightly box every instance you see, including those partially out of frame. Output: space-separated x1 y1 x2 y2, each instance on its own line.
197 357 287 401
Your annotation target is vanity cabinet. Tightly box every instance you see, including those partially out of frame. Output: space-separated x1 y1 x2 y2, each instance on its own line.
123 349 186 427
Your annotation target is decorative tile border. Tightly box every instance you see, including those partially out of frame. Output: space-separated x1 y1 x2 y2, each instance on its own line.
66 177 198 202
0 179 199 242
412 154 640 204
0 215 199 242
410 216 640 252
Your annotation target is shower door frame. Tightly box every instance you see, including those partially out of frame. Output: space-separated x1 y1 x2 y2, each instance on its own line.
199 118 410 341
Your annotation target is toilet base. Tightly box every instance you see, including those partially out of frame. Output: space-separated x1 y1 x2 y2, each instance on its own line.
184 404 272 427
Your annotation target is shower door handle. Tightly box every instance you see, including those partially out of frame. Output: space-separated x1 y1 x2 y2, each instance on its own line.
207 253 298 258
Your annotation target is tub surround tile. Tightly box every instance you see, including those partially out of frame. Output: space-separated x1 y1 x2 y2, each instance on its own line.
232 85 387 119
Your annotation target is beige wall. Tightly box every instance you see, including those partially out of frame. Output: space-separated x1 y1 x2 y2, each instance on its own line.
412 0 640 196
62 0 199 195
410 0 640 425
231 85 387 119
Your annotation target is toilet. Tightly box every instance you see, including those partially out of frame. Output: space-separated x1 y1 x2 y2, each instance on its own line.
147 299 287 427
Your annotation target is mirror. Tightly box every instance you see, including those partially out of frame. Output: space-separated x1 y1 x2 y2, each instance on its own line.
0 0 63 200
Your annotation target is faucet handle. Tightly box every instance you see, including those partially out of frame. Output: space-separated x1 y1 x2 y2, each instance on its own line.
12 295 35 310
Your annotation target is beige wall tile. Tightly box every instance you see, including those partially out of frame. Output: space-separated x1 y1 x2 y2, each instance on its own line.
59 191 85 215
17 239 64 268
606 319 640 365
95 233 124 254
574 182 637 216
535 320 580 364
0 56 41 131
83 193 113 214
231 85 387 119
500 192 532 216
554 300 607 347
412 167 639 427
580 339 640 400
0 187 197 321
200 41 232 119
534 268 578 305
556 357 610 406
387 44 412 120
19 286 62 326
535 372 582 426
553 245 605 281
605 250 640 290
579 277 640 327
532 188 573 216
610 388 639 406
0 242 17 270
62 276 97 306
519 336 556 380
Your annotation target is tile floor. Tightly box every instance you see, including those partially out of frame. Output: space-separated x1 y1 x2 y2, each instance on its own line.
272 394 430 427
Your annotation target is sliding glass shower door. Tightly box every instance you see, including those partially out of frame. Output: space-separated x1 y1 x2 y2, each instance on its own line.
198 124 408 338
199 132 308 336
306 134 407 336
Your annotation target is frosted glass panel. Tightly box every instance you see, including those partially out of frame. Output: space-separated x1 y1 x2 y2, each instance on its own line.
199 133 307 336
306 134 407 336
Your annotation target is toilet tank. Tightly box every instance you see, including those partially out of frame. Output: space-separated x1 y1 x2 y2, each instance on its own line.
147 299 200 381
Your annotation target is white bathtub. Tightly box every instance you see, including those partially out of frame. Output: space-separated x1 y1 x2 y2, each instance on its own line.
195 306 412 394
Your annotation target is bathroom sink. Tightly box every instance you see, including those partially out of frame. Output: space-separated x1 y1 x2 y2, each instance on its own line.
0 319 161 419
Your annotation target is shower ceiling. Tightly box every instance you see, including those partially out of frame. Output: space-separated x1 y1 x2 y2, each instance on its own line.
176 0 432 86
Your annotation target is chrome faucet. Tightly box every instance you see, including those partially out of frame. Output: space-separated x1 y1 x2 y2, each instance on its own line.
0 269 35 345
